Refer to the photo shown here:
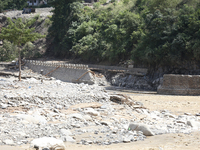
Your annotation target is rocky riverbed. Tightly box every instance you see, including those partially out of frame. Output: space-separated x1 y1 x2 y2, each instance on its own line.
0 67 200 150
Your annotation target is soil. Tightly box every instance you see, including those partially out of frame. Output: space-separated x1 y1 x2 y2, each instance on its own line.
1 91 200 150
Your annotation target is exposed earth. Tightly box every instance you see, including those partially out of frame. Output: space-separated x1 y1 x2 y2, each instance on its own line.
0 65 200 150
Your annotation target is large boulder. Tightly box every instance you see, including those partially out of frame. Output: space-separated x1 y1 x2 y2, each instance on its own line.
30 137 66 150
128 123 154 136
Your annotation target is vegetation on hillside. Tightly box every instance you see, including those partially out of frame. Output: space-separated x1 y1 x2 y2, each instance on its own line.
0 17 45 80
0 15 50 62
47 0 200 72
0 0 27 12
1 0 200 75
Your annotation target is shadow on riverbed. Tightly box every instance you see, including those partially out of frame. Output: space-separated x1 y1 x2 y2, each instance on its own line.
105 86 157 95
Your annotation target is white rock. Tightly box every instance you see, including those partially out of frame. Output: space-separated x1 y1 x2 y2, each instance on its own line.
176 120 186 124
150 111 161 119
142 109 149 115
101 105 107 109
100 120 112 126
30 137 66 150
187 120 200 129
62 136 76 143
17 132 26 136
71 123 81 128
164 113 176 119
56 105 63 109
135 109 143 114
16 114 47 124
123 137 131 143
1 104 8 109
110 117 119 123
3 139 15 145
69 113 85 122
83 115 93 121
84 108 100 116
60 129 72 136
128 123 154 136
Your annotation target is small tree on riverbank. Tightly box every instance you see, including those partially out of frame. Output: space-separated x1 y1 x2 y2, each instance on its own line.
0 17 45 81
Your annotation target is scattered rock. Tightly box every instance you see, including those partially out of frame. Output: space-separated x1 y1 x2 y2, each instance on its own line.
84 108 100 116
0 69 198 147
128 123 155 136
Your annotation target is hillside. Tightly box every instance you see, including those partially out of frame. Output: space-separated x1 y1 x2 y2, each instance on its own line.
46 0 200 77
1 0 200 78
0 8 53 60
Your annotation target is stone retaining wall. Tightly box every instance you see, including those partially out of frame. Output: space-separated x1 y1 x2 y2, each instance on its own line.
25 60 94 84
157 74 200 95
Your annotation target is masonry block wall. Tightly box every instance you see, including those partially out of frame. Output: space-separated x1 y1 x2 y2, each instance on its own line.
25 60 94 84
157 74 200 95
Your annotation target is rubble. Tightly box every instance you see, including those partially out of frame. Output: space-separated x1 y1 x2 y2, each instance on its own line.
0 68 200 149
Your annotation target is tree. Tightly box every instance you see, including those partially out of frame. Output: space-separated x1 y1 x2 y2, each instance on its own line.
6 0 27 10
0 0 27 12
48 0 82 57
0 0 9 12
0 17 45 81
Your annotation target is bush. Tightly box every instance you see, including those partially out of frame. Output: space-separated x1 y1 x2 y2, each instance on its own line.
44 18 52 27
93 2 101 9
0 40 17 61
21 42 35 59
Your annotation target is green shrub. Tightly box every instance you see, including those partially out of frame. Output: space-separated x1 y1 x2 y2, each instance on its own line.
0 40 17 61
99 0 107 4
93 2 101 9
34 14 40 20
34 52 42 58
44 18 52 27
21 42 35 59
